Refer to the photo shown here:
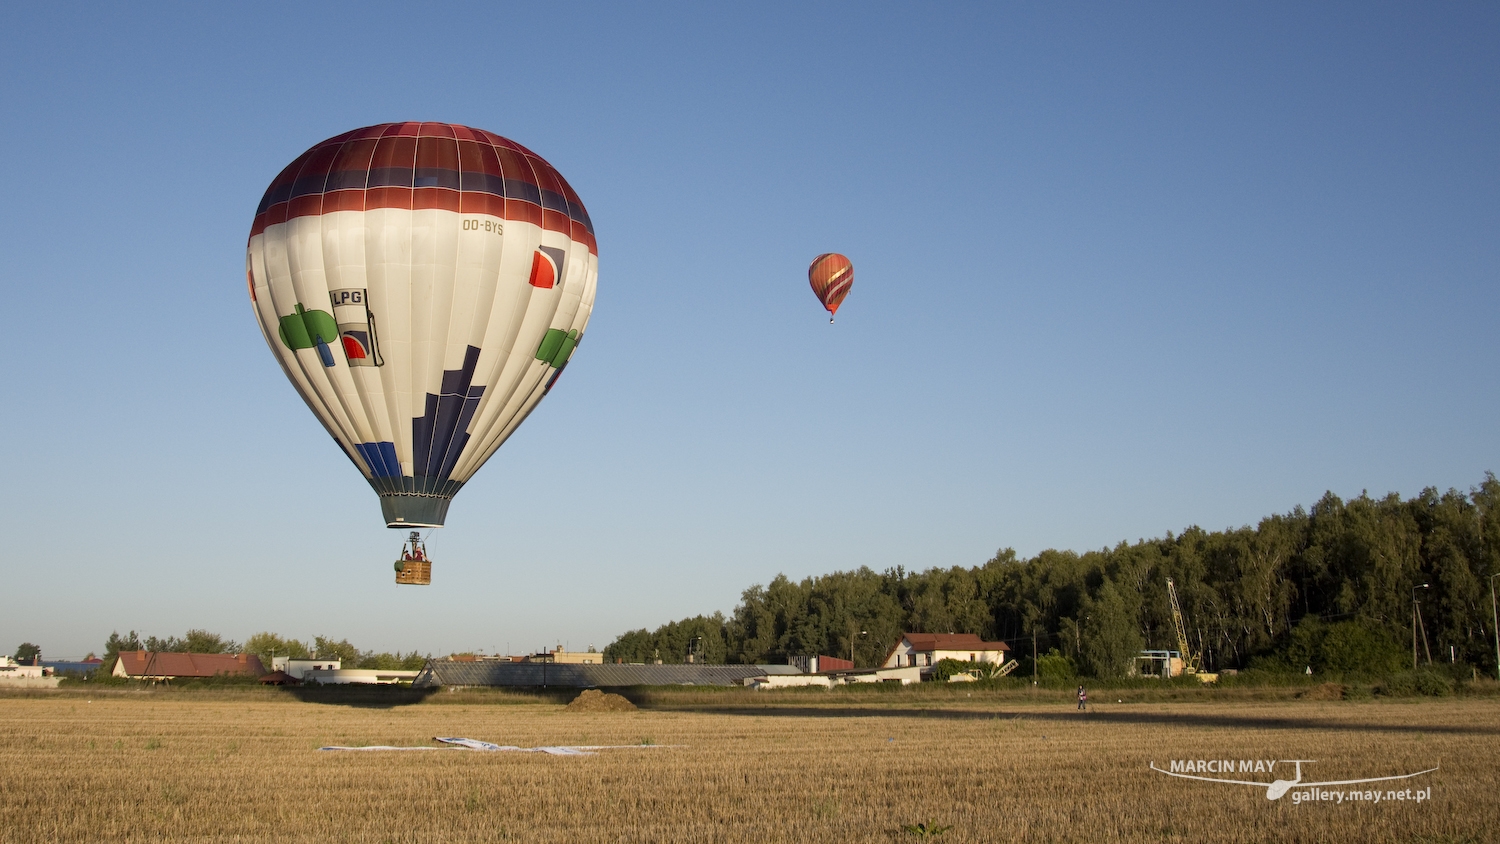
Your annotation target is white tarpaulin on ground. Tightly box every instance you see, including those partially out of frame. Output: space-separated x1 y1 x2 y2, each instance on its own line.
318 737 674 756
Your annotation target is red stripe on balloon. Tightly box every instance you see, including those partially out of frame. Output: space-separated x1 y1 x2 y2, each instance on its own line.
247 123 598 255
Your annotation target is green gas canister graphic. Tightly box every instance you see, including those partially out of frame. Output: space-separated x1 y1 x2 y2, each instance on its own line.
277 303 340 367
329 288 382 367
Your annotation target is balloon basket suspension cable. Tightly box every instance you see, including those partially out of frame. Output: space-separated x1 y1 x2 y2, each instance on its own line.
394 529 432 586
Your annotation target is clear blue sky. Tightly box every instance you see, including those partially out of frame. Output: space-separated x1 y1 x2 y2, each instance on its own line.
2 4 1496 659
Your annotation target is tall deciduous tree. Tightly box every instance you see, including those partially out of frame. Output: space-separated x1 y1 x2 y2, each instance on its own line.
244 632 311 664
312 637 360 665
1079 580 1144 678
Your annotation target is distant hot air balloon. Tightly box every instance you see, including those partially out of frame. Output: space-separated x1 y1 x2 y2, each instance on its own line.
245 122 598 583
808 253 853 323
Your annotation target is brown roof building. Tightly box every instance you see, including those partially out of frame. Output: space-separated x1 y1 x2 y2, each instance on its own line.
112 651 267 681
881 633 1010 676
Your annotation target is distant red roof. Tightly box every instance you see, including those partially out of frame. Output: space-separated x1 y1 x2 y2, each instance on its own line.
114 651 267 679
899 633 1010 653
258 670 300 686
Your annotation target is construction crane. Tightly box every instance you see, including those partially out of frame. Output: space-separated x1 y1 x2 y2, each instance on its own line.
1166 577 1218 683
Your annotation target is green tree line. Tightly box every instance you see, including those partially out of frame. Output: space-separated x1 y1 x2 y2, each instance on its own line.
605 477 1500 678
95 630 426 674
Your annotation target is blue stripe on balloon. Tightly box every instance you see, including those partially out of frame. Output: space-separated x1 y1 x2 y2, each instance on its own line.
356 442 402 478
413 346 485 484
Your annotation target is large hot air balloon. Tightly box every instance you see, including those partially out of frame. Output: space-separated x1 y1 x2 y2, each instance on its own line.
246 123 597 582
808 253 853 323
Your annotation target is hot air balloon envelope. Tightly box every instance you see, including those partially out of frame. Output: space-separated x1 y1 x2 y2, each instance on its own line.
808 253 853 321
246 122 598 528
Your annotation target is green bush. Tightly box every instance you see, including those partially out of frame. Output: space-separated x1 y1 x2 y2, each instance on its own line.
1376 669 1453 697
1035 649 1076 682
59 672 131 687
932 658 1007 681
931 659 970 682
172 673 262 688
1283 618 1406 679
1318 621 1406 677
1415 670 1454 696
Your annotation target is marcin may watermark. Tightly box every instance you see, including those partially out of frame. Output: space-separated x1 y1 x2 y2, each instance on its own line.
1149 758 1437 803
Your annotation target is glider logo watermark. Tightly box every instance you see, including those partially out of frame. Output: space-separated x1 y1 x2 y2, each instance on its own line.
1149 759 1437 803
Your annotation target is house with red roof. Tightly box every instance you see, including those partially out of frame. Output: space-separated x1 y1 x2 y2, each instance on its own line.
881 633 1010 678
112 651 267 682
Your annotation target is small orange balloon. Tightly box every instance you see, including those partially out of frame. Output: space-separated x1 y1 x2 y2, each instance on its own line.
808 253 853 323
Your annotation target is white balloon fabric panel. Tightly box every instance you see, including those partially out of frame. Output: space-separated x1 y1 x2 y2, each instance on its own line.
246 123 597 528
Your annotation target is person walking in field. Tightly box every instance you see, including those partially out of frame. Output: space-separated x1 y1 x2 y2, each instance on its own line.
1077 684 1087 711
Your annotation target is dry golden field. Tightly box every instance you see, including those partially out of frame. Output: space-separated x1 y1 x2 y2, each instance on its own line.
0 686 1493 843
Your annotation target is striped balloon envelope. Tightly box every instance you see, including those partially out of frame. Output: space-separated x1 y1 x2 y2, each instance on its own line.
808 253 853 322
246 122 597 529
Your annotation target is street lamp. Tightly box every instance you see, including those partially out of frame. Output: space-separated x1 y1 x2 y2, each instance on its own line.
1412 584 1429 670
1489 574 1500 680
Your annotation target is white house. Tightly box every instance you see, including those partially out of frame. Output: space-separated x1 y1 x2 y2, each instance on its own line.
302 668 419 685
0 656 58 687
270 656 342 681
0 656 47 679
523 647 606 664
881 633 1010 678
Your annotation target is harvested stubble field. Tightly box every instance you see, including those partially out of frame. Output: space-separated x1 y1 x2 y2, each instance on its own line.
0 686 1492 843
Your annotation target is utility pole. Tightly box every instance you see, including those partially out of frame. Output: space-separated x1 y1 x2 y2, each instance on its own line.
1418 606 1432 666
1412 584 1429 669
1032 628 1037 684
1490 573 1500 680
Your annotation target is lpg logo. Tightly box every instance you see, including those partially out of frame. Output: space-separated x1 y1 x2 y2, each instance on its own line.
1150 759 1437 803
329 288 382 367
330 289 364 307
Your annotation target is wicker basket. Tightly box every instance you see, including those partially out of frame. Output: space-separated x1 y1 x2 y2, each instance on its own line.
394 559 432 586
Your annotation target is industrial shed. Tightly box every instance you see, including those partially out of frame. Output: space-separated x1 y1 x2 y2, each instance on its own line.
413 660 776 689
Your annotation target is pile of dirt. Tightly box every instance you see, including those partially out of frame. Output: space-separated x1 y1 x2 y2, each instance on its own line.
565 689 637 712
1299 682 1347 701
